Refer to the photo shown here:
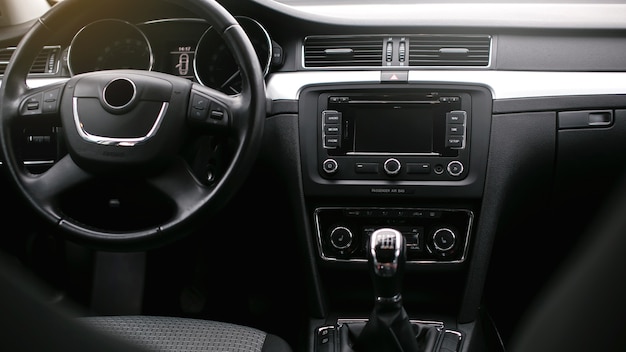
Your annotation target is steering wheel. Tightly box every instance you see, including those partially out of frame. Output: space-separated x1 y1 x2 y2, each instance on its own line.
0 0 266 250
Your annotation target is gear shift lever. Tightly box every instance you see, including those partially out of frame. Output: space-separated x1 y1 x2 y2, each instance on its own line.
350 228 420 352
336 228 444 352
369 228 406 302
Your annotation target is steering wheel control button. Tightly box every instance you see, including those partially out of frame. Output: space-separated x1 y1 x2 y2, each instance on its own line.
447 161 464 177
322 159 338 174
21 93 43 115
190 93 210 120
383 158 401 176
210 106 227 121
188 93 229 128
42 88 61 113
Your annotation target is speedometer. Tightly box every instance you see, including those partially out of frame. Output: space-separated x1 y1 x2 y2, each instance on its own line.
68 19 153 75
194 16 272 94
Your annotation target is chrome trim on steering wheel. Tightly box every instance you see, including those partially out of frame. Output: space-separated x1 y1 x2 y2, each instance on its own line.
72 97 169 147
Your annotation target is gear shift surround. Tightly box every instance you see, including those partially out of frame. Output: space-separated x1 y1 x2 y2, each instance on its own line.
347 228 421 352
317 227 462 352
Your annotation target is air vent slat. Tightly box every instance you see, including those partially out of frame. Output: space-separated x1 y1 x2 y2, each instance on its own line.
409 35 491 67
304 36 383 67
0 46 60 75
303 34 491 68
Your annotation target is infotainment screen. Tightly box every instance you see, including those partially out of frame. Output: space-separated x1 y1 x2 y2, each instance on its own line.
351 105 434 154
324 93 462 157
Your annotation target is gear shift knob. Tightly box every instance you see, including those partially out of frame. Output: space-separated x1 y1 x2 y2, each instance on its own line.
369 228 406 302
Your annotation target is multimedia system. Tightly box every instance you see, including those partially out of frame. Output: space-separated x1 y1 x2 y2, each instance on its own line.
317 91 471 181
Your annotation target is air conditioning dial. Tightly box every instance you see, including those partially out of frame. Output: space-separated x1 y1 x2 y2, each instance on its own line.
429 227 457 257
329 226 354 251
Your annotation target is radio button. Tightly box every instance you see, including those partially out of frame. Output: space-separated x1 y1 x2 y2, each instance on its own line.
383 158 402 176
322 110 341 124
406 163 431 174
448 125 462 134
322 159 338 174
325 125 340 135
355 162 379 174
324 136 340 148
446 110 466 124
446 136 465 149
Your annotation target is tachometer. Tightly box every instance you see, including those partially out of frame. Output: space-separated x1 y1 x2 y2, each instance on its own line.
194 16 271 94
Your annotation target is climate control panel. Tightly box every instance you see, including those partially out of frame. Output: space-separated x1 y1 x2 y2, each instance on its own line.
314 207 473 264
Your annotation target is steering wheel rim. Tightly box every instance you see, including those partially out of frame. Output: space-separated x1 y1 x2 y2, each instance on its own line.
0 0 266 250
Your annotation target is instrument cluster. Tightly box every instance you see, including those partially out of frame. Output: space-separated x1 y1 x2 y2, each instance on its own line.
67 17 274 95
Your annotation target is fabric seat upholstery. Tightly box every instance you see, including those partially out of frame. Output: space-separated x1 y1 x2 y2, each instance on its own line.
79 316 292 352
0 252 293 352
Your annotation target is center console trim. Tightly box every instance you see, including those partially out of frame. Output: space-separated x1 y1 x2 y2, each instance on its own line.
314 206 474 265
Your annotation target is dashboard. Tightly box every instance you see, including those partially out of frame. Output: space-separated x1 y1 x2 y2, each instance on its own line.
2 0 626 352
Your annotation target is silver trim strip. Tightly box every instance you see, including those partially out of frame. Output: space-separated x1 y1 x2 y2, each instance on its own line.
13 70 626 101
72 97 169 147
266 70 626 100
337 318 445 329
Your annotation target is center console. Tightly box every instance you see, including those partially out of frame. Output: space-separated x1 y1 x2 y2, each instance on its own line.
298 83 493 352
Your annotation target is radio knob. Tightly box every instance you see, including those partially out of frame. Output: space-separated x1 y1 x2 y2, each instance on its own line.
329 226 353 250
322 159 338 174
447 161 464 177
383 158 401 176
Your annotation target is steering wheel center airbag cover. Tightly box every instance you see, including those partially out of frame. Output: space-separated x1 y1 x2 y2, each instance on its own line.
61 70 193 172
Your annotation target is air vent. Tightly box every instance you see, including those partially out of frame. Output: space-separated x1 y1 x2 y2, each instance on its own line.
0 47 14 73
0 46 61 75
408 35 491 67
304 36 383 68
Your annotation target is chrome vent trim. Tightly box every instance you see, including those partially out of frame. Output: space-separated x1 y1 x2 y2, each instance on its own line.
0 46 62 75
408 35 491 67
303 36 383 68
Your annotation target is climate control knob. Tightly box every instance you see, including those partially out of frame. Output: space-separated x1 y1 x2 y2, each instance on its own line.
383 158 401 176
430 227 456 256
329 226 353 250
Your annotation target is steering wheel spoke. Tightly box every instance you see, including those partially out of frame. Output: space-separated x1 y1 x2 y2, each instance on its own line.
146 157 211 218
25 154 93 215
